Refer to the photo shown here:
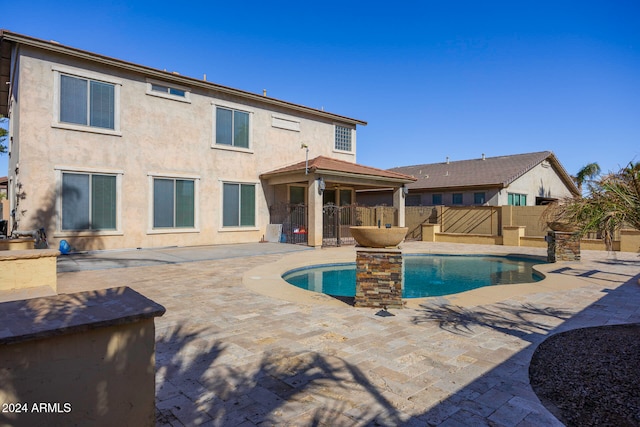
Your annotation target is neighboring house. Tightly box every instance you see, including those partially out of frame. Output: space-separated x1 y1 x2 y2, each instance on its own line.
0 30 414 250
357 151 580 207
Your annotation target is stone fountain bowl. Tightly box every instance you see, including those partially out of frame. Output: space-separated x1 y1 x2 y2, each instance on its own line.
349 226 408 248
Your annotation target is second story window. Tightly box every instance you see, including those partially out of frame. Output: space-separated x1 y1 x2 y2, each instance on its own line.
151 83 185 97
216 107 250 149
335 125 352 151
146 79 191 102
60 75 115 130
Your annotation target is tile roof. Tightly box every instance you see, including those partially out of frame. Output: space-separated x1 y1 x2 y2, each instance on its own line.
261 156 416 182
390 151 578 193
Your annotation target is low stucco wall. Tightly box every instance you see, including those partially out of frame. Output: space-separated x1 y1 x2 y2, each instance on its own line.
421 223 635 252
620 229 640 253
0 249 59 293
435 233 502 246
0 238 35 250
519 237 547 248
0 287 165 427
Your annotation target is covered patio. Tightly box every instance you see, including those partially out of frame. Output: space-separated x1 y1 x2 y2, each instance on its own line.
260 156 416 247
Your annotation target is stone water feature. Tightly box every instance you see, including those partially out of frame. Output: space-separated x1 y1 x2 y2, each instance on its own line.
350 226 407 309
546 222 581 262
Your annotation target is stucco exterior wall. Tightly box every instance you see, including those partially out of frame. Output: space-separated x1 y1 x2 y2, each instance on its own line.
10 47 358 250
496 161 574 205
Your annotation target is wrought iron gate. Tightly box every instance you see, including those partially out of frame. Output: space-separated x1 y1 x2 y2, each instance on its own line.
269 203 308 244
322 204 357 247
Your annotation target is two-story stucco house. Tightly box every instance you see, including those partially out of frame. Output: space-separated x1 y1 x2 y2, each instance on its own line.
0 30 414 250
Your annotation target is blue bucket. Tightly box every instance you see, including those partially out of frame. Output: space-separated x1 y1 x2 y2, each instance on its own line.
59 239 71 255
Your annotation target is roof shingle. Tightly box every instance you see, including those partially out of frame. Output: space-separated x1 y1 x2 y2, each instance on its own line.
390 151 577 192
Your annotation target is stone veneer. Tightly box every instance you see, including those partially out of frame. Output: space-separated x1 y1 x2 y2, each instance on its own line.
355 248 403 309
547 231 581 262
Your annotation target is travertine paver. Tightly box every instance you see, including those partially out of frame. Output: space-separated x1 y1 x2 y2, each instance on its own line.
53 242 640 426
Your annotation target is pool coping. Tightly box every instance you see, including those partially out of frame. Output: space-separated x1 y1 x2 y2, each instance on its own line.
242 242 591 309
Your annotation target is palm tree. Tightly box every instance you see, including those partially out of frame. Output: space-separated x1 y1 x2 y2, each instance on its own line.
574 162 601 194
551 162 640 249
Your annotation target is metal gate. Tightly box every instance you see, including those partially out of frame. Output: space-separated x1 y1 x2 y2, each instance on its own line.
322 204 357 247
269 203 308 244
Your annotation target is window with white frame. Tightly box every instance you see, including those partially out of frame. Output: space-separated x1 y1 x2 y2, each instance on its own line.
59 74 115 129
508 193 527 206
222 183 256 227
334 125 352 151
153 178 196 228
146 79 190 102
61 172 118 231
215 107 250 148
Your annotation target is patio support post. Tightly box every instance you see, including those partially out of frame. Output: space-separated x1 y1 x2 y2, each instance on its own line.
308 176 323 247
393 187 406 227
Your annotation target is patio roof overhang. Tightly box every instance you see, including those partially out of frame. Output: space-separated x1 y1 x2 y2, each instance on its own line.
259 156 417 189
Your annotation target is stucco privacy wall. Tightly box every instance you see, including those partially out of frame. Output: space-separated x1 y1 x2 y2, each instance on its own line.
12 46 357 250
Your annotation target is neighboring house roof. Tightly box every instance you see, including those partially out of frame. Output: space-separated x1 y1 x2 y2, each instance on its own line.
0 30 366 126
261 156 416 183
390 151 579 195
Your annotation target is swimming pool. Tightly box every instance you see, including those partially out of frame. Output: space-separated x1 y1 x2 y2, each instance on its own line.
282 254 544 298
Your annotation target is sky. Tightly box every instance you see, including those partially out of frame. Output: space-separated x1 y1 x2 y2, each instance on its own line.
1 1 639 179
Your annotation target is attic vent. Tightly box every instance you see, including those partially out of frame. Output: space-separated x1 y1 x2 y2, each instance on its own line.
541 160 550 168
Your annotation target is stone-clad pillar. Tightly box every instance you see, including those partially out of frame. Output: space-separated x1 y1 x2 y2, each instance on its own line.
355 248 403 309
547 231 581 262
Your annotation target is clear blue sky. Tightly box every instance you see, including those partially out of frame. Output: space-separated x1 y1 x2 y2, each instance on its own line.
1 1 639 179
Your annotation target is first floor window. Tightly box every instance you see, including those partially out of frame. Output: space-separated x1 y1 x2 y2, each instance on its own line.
223 183 255 227
62 173 116 230
60 74 115 129
153 178 195 228
452 193 463 205
474 192 486 204
289 186 305 205
406 195 421 206
508 193 527 206
432 194 442 205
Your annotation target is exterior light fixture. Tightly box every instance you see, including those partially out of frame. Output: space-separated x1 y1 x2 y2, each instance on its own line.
402 185 409 196
318 177 326 195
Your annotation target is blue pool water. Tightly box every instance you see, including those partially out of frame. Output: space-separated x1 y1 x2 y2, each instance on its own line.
282 254 544 298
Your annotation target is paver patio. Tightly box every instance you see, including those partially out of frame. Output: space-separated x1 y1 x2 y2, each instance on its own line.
54 242 640 426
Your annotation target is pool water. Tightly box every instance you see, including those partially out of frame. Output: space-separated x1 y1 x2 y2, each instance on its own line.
282 254 544 298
